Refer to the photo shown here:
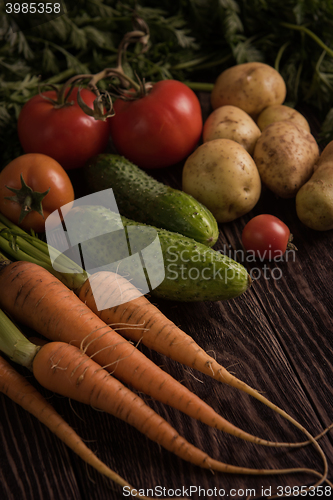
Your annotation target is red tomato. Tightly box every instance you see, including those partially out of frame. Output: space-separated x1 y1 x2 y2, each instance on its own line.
0 153 75 233
242 214 293 260
108 80 203 169
17 87 110 170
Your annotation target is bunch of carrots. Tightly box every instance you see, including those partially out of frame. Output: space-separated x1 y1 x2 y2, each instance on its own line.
0 212 332 499
0 337 156 500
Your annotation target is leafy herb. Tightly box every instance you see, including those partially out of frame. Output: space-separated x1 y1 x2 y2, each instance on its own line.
1 0 333 169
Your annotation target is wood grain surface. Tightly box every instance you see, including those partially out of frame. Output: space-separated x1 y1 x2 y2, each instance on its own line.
0 92 332 500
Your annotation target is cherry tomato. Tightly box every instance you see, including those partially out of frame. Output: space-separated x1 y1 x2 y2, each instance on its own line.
242 214 293 260
108 80 203 169
0 153 75 233
17 87 110 170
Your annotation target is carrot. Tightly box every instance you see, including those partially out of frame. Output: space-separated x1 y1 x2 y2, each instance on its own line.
0 200 332 497
2 316 333 500
0 258 304 449
0 218 332 461
0 316 325 489
19 341 331 483
78 270 329 444
0 354 158 500
0 216 325 442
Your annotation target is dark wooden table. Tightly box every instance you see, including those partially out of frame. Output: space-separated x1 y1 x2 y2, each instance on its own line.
1 92 333 500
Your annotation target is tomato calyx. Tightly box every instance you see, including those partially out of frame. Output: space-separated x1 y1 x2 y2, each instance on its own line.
38 83 75 109
76 87 114 120
108 76 153 102
37 80 114 121
5 174 50 224
287 233 298 251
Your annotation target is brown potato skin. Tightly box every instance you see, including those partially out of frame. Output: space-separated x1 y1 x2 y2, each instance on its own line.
203 105 261 155
257 104 311 133
296 141 333 231
182 139 261 223
211 62 286 119
253 121 319 198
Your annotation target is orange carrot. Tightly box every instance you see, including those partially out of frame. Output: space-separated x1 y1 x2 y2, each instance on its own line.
79 270 323 440
28 340 327 482
0 354 156 500
0 310 329 495
0 213 329 448
0 259 303 449
0 208 332 496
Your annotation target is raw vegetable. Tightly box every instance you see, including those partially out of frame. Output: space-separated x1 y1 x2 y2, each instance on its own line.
78 269 319 437
0 153 74 232
182 139 261 223
0 259 288 447
0 215 330 455
2 0 333 171
253 121 319 198
203 105 261 155
84 154 219 247
0 314 327 487
0 346 155 500
256 105 311 133
210 63 287 119
108 80 203 169
57 205 251 302
34 342 289 474
241 215 296 260
17 87 110 170
296 141 333 231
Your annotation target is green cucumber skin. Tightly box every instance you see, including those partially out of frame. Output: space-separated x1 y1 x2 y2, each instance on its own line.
84 154 219 247
65 206 250 302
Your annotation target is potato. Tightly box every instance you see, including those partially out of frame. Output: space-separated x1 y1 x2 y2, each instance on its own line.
257 104 310 132
296 141 333 231
313 140 333 169
182 139 261 223
211 62 286 119
203 105 261 155
253 120 319 198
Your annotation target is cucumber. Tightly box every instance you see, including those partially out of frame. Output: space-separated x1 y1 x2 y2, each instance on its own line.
62 205 251 302
84 154 219 247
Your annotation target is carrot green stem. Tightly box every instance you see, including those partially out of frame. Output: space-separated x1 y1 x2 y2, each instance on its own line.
274 41 290 71
176 53 232 72
45 68 77 85
0 214 88 292
0 233 72 284
184 81 215 92
172 55 214 70
0 308 39 369
280 22 333 58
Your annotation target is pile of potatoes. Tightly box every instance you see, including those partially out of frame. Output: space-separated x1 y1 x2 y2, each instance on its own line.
182 61 333 231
